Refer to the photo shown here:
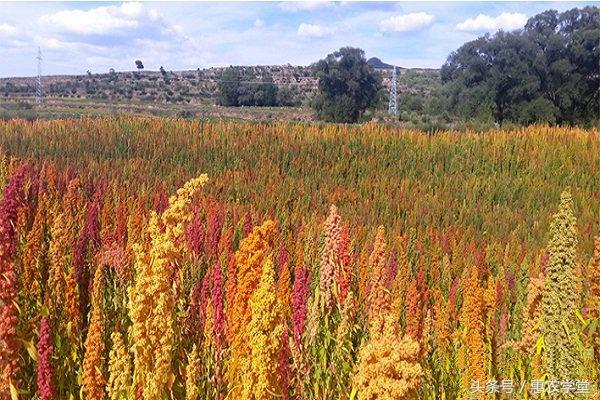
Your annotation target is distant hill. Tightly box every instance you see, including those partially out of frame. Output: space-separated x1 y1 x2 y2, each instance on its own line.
367 57 398 70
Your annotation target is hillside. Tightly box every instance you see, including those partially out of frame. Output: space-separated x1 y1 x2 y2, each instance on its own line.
0 64 440 108
1 65 313 106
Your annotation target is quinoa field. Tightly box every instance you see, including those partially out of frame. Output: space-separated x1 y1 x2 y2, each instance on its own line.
0 117 598 399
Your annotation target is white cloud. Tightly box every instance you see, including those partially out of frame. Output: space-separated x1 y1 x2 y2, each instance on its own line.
148 9 160 22
26 2 205 73
254 18 265 28
119 2 143 18
279 1 333 12
37 37 64 50
456 13 527 32
0 23 27 50
0 23 18 37
297 23 334 38
39 2 160 36
379 12 435 33
0 23 28 49
35 2 194 54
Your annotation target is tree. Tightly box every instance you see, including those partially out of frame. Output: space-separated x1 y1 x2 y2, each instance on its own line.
134 60 144 80
217 67 279 107
524 6 599 125
217 67 242 106
276 86 296 106
441 6 599 126
160 66 170 84
441 33 549 125
251 73 278 107
312 47 381 123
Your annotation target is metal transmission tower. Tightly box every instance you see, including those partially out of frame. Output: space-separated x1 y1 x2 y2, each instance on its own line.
388 66 398 115
36 47 43 104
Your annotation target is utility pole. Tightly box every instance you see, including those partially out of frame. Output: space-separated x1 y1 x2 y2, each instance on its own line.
36 47 43 104
388 66 397 115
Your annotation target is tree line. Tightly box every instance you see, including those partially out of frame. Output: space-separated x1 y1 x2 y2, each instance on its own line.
216 6 598 126
440 6 599 126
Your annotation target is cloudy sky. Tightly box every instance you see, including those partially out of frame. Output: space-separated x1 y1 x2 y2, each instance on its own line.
0 1 596 77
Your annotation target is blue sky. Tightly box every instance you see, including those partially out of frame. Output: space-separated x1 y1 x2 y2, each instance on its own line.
0 1 597 77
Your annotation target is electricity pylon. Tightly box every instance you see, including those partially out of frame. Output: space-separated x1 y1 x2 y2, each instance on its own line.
388 66 397 115
36 47 43 104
